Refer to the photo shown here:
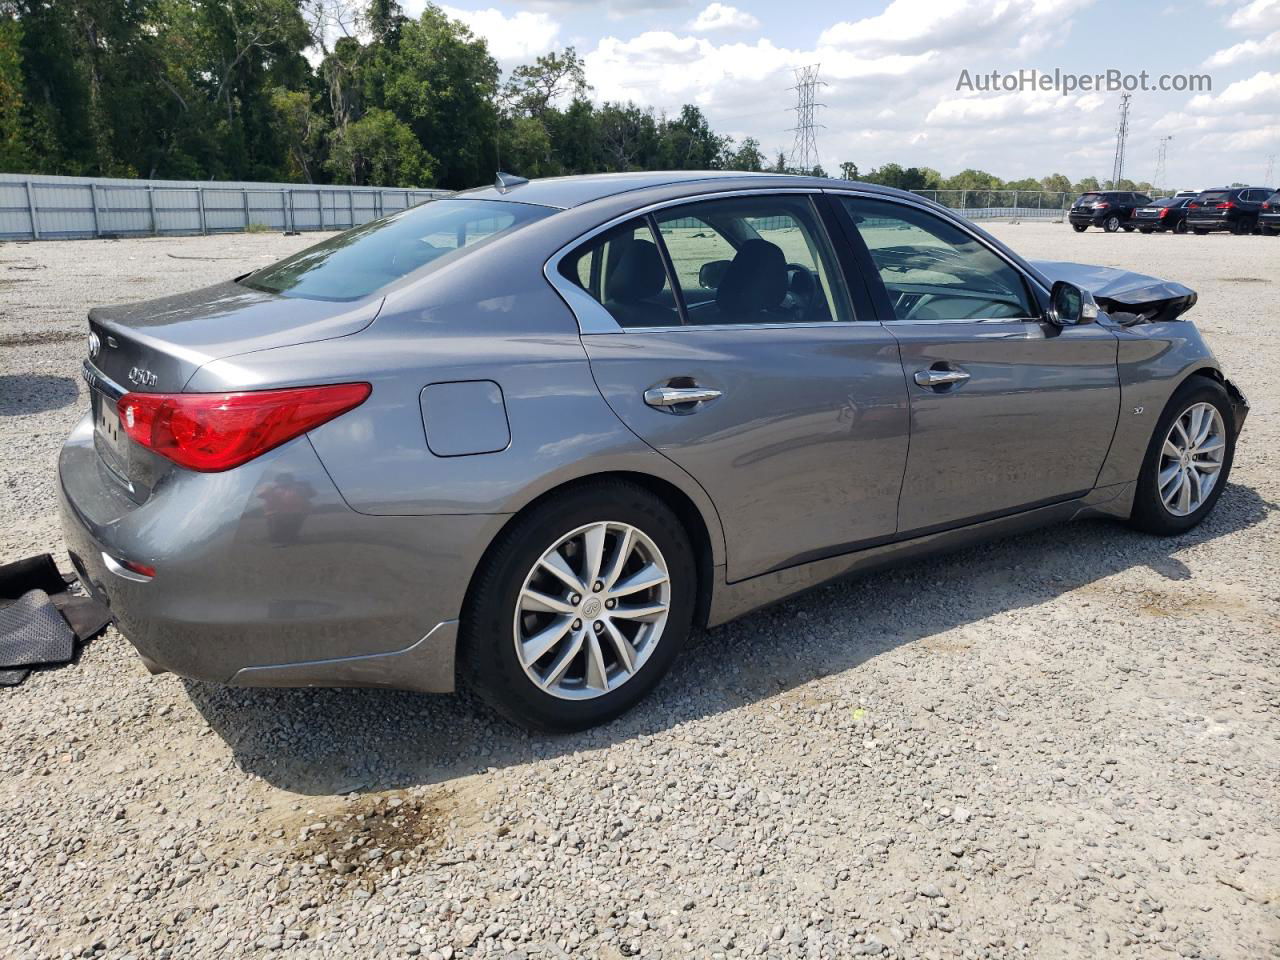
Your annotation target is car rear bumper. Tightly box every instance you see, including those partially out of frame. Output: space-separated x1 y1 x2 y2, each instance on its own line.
1186 216 1233 230
1259 214 1280 230
1068 212 1106 226
58 412 503 693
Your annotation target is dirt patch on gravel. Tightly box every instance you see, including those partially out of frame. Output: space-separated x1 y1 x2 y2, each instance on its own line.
287 791 453 879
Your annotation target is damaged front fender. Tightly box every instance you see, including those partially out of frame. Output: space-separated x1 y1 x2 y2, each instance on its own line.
1030 259 1197 324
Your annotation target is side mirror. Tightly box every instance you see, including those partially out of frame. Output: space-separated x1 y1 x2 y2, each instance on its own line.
1049 280 1099 326
698 259 730 289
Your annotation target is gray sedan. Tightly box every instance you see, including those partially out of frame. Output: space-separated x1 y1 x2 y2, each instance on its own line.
59 172 1249 730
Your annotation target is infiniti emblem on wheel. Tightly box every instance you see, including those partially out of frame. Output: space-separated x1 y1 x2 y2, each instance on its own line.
87 332 100 358
581 596 601 618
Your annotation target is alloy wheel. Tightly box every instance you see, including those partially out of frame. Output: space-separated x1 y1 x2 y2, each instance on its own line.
513 521 671 700
1158 402 1226 517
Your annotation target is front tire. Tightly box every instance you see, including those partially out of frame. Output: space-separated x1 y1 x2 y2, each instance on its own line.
1104 215 1121 233
461 480 696 731
1130 378 1236 536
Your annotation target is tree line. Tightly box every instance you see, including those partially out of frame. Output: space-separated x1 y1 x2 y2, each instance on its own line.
0 0 1161 197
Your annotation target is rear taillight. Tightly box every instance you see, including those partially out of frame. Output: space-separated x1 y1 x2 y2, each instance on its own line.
1095 202 1110 209
1159 208 1169 218
1216 201 1234 209
117 383 371 472
1264 202 1272 210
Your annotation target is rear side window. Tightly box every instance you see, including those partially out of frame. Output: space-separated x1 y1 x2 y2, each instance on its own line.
559 218 680 329
837 195 1035 322
243 198 553 301
653 195 850 325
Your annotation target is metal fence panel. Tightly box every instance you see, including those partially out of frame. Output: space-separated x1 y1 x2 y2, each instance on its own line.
0 173 449 241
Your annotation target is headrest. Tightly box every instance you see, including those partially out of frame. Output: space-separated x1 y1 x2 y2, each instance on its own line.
716 239 788 316
605 237 667 302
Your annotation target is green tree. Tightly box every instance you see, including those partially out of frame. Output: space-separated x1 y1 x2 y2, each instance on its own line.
326 106 433 186
723 136 764 172
502 46 588 118
1040 173 1072 193
0 16 31 170
838 161 859 180
271 86 328 182
384 4 499 189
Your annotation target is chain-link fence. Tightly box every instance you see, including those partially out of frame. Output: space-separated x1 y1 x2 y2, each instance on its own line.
0 173 449 241
910 190 1074 220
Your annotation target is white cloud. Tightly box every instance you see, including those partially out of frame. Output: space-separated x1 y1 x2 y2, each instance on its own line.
1225 0 1280 27
1188 70 1280 114
689 3 760 32
1203 31 1280 66
438 6 561 62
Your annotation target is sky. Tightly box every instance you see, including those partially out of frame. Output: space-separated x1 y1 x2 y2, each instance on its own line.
400 0 1280 190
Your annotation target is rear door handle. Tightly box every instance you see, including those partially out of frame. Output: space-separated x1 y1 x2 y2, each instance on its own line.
913 368 970 387
643 385 722 408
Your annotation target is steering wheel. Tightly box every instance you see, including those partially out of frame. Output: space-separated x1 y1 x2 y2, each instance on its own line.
784 263 816 319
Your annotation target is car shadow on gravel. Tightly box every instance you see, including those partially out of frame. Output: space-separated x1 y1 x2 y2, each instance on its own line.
184 481 1275 797
0 374 80 416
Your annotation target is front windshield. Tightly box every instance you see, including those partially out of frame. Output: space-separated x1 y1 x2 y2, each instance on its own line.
242 198 554 301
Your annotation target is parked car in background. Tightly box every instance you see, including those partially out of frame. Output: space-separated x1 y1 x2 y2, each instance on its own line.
59 172 1248 730
1174 190 1200 198
1133 197 1193 234
1259 191 1280 235
1186 187 1276 234
1068 191 1151 232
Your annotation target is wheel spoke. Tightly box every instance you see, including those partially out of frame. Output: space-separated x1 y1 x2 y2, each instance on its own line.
581 523 608 588
1192 407 1215 447
1187 467 1203 510
520 588 577 615
600 526 633 590
611 600 668 622
1162 439 1182 461
608 562 668 599
1193 459 1222 474
1194 438 1224 456
539 629 584 689
1177 470 1192 513
1172 417 1191 449
1158 463 1181 492
521 615 574 666
539 549 585 593
584 632 609 690
1161 471 1183 507
602 618 636 674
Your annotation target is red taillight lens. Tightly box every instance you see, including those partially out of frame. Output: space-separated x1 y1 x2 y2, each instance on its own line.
1095 202 1110 209
117 383 371 472
1264 202 1272 210
1216 201 1233 209
1159 208 1169 217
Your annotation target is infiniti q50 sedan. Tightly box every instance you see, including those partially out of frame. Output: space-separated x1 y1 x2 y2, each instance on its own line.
59 172 1249 730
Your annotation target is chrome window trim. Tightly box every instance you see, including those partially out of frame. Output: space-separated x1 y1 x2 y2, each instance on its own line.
544 187 831 335
820 187 1051 326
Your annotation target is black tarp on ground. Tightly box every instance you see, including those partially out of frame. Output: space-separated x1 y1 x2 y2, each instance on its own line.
0 554 112 686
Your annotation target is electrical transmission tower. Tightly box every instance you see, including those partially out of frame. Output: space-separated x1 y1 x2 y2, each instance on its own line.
787 65 826 173
1111 93 1132 187
1152 136 1172 193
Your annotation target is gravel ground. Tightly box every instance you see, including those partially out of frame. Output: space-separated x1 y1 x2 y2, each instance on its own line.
1 224 1277 960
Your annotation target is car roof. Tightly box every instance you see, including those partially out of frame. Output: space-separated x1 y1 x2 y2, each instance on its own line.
454 171 908 210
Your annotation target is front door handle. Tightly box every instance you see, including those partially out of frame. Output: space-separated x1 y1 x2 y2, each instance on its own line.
913 367 970 388
643 385 722 408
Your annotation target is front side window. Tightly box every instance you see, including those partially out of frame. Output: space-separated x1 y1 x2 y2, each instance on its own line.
243 198 553 301
653 195 850 325
837 195 1035 322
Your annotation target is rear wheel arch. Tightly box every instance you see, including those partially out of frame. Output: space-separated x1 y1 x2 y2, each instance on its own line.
465 471 719 633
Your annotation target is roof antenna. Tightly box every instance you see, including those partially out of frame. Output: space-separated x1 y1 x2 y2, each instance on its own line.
495 171 528 193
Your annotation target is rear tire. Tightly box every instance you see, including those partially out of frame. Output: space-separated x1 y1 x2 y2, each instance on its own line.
1193 228 1208 235
461 480 696 731
1130 377 1236 536
1231 218 1253 235
1139 228 1153 234
1174 219 1188 235
1104 215 1121 233
1072 224 1088 233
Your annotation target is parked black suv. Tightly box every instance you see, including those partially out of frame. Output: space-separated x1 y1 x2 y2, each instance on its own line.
1258 191 1280 236
1068 191 1151 232
1185 186 1276 235
1132 197 1193 234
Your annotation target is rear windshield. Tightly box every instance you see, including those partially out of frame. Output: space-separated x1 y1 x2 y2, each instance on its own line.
1196 191 1231 202
242 198 553 301
1152 198 1179 207
1077 193 1104 202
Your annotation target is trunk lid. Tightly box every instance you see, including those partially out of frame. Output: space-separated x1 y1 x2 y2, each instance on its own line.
87 281 382 393
84 281 382 500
